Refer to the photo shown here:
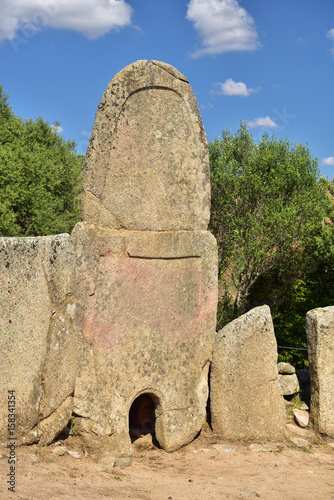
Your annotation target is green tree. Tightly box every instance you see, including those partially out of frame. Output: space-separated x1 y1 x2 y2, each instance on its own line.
209 122 332 328
248 177 334 367
0 84 83 237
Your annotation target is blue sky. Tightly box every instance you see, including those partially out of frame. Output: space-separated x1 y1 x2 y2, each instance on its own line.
0 0 333 178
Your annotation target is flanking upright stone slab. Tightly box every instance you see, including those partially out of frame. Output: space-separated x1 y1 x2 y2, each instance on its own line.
74 60 217 463
210 305 285 440
306 306 334 437
0 235 76 445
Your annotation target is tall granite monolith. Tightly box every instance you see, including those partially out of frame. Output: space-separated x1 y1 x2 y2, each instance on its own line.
306 306 334 437
74 60 218 464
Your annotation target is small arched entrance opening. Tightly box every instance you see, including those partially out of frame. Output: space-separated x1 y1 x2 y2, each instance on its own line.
129 393 159 442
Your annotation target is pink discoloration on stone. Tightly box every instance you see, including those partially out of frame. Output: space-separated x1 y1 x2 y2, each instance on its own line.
200 288 219 330
83 255 203 350
73 61 217 457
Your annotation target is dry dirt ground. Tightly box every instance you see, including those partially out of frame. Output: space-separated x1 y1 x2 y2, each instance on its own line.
1 423 334 500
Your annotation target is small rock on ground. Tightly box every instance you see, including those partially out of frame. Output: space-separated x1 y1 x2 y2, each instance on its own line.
249 444 280 452
52 446 67 456
289 437 311 449
23 454 38 464
293 409 309 428
285 423 315 439
212 444 237 453
98 452 116 469
278 362 296 375
67 450 82 459
115 457 132 467
299 402 309 411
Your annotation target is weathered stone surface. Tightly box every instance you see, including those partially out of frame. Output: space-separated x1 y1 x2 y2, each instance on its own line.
19 396 74 447
289 437 311 449
73 222 217 457
212 444 236 453
52 445 68 457
0 235 76 444
278 362 296 375
293 409 309 428
0 60 218 462
82 60 211 231
306 306 334 437
285 423 315 439
299 402 309 411
249 443 280 452
210 305 285 440
278 374 300 396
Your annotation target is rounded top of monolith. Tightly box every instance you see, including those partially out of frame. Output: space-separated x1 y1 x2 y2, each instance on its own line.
82 60 211 231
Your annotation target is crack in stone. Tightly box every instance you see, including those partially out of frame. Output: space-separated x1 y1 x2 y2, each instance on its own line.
151 60 189 83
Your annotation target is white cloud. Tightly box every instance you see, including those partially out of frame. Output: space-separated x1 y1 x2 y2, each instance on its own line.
327 28 334 39
247 116 278 129
80 130 91 137
321 156 334 166
186 0 260 58
272 83 286 90
327 28 334 56
215 78 259 96
0 0 133 42
51 124 63 133
200 102 214 110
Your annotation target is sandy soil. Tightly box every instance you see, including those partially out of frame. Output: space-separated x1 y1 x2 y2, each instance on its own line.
1 424 333 500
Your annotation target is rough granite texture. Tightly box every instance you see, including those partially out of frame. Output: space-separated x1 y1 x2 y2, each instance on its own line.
0 61 218 462
210 305 285 440
81 60 211 231
0 235 76 445
306 306 334 437
73 222 217 459
278 373 300 396
74 60 217 463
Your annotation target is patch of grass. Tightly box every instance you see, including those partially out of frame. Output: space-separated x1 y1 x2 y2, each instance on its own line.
69 416 81 436
287 394 304 415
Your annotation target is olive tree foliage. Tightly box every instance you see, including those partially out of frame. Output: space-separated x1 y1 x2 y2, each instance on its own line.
209 122 332 326
0 85 83 237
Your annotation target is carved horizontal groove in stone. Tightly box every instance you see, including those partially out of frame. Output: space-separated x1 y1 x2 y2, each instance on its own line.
126 253 201 260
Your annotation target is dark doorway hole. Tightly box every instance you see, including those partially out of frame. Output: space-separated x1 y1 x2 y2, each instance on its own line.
129 393 157 443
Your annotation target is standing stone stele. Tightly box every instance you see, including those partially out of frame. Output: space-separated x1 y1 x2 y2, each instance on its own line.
74 60 218 464
306 306 334 437
210 305 285 440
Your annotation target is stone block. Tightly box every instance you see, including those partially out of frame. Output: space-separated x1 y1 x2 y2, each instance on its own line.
306 306 334 437
0 235 76 444
277 362 295 374
210 305 285 440
278 374 300 396
73 222 217 457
